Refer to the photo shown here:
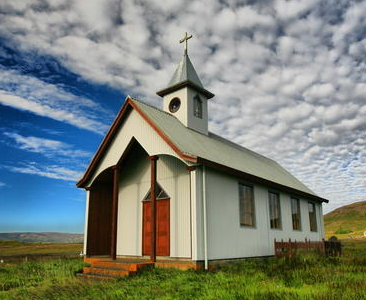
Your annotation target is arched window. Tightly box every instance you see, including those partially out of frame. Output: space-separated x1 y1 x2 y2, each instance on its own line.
194 95 202 118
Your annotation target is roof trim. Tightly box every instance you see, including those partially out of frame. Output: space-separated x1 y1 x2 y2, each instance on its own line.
76 96 197 188
196 157 329 203
156 80 215 99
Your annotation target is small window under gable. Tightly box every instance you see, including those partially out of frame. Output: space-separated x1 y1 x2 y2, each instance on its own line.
143 183 169 200
193 95 202 118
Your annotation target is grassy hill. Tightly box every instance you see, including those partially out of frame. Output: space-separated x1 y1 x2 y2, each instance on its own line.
324 201 366 238
0 232 83 244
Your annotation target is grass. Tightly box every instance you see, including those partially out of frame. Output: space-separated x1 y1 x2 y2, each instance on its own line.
324 201 366 239
0 240 83 256
0 239 366 300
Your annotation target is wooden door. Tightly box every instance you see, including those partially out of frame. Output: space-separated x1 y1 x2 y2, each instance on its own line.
142 199 170 256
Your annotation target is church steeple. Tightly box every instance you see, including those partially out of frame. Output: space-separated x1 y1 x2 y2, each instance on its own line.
157 32 214 135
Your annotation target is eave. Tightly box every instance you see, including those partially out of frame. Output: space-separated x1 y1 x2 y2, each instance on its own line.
196 157 329 203
76 96 329 204
76 96 197 188
156 80 215 99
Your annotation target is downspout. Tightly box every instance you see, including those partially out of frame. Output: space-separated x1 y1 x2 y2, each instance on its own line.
202 165 208 270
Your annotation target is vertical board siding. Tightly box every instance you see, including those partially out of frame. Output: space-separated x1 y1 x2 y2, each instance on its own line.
159 156 191 258
205 167 324 260
116 151 191 258
88 110 179 186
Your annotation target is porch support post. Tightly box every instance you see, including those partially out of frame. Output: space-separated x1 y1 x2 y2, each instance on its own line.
111 165 119 260
149 155 159 262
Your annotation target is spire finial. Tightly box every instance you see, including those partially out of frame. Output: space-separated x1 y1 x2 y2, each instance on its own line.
179 32 192 55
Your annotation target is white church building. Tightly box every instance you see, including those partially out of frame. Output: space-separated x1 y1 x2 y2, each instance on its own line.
77 34 327 270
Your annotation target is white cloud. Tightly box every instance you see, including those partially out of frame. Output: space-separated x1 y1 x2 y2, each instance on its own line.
6 162 82 182
0 67 113 134
1 0 366 213
0 182 5 188
3 132 91 158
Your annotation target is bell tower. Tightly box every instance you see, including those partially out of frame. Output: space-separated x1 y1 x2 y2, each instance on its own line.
156 32 214 135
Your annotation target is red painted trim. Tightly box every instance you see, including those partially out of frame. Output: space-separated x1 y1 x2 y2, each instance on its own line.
150 156 157 262
76 99 132 188
186 166 196 171
76 97 197 188
197 157 329 203
148 155 159 160
129 99 197 162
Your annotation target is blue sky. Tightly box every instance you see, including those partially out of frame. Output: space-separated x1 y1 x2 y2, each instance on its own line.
0 42 126 233
1 0 366 233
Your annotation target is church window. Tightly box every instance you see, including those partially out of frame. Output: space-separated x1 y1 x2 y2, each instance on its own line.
194 95 202 118
169 97 181 113
308 202 317 232
269 192 281 229
291 197 301 230
143 183 169 200
239 183 255 227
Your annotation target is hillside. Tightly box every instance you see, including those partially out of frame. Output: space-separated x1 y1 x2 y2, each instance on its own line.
0 232 83 243
324 201 366 238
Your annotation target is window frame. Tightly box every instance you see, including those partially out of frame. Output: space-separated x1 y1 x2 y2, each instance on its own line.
308 201 318 232
193 95 203 118
291 197 302 231
268 191 282 230
238 183 256 228
169 97 181 113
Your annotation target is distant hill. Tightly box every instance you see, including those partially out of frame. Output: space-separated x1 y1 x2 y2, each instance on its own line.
0 232 84 243
324 201 366 238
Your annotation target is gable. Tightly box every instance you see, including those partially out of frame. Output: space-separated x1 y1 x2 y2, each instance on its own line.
80 100 186 187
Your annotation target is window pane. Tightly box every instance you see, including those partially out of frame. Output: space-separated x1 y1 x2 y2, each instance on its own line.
291 198 301 230
194 95 202 118
269 192 281 229
308 202 317 231
239 184 255 227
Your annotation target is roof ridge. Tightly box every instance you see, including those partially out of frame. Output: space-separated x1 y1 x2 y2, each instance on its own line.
129 96 277 164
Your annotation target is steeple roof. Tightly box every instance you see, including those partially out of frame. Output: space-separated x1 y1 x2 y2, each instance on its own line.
168 53 203 88
156 53 214 99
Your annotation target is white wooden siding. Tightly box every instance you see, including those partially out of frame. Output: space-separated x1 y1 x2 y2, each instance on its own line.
87 109 181 187
116 153 191 258
204 167 325 260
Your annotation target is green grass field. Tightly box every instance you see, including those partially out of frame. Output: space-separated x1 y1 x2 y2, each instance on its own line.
1 239 366 300
0 240 83 256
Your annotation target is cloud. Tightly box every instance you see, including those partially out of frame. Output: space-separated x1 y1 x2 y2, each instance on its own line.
6 162 83 182
0 68 111 134
1 0 366 213
3 132 91 158
0 182 5 188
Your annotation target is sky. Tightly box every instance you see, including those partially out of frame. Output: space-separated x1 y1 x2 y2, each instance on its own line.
0 0 365 233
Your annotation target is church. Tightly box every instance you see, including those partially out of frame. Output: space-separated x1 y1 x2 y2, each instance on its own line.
77 33 328 273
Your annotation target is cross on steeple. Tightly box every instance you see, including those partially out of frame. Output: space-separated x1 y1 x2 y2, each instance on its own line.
180 32 192 55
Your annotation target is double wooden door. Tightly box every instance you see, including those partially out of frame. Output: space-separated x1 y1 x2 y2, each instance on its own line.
142 198 170 256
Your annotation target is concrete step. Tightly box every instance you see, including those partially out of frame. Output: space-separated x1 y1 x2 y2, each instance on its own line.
83 266 132 277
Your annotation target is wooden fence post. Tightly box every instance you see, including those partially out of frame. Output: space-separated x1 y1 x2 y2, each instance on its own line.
274 239 277 257
289 238 292 258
